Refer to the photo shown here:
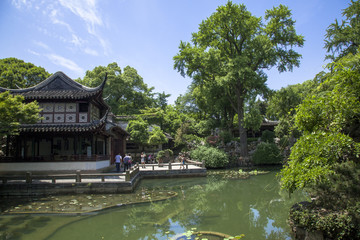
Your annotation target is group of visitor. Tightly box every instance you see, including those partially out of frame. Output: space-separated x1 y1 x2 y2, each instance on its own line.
141 152 155 168
114 153 133 173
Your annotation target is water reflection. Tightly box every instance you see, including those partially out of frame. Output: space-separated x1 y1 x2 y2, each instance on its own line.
0 171 307 240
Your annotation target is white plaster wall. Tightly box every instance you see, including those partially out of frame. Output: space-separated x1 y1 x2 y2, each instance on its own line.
0 160 110 172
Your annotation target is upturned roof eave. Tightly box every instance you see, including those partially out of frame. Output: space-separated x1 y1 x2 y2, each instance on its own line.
0 71 107 94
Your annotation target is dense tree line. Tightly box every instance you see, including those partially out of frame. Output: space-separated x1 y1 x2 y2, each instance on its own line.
1 1 360 236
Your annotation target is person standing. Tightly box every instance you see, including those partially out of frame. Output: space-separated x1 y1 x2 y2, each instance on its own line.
141 152 146 168
115 153 122 173
124 153 130 171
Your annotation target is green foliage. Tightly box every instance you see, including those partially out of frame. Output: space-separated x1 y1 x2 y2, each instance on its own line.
148 126 167 146
281 131 360 193
174 1 304 157
77 63 161 115
162 105 187 137
252 142 282 165
243 98 263 133
155 91 170 110
193 119 217 137
280 50 360 194
325 0 360 61
290 201 360 239
174 120 202 149
267 80 319 142
0 58 50 88
266 80 318 121
311 161 360 210
156 149 173 162
126 116 149 146
190 146 229 168
261 130 275 143
219 130 232 145
0 91 41 137
274 116 301 139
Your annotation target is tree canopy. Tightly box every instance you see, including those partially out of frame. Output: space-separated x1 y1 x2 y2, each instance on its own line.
325 0 360 61
0 58 50 89
280 51 360 194
77 63 163 115
174 1 304 157
0 91 41 138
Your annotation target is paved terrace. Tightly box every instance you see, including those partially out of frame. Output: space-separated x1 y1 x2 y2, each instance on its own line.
0 162 205 184
0 162 207 197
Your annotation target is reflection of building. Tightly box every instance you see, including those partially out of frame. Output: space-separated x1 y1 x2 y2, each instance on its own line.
0 72 129 172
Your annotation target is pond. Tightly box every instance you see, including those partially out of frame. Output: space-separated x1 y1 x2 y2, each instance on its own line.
0 170 307 240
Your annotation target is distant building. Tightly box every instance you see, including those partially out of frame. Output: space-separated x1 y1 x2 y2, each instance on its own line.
232 119 279 138
116 116 173 161
0 72 129 172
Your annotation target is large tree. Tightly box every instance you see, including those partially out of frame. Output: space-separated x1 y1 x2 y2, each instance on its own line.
325 0 360 61
174 2 304 158
0 58 50 89
77 63 158 115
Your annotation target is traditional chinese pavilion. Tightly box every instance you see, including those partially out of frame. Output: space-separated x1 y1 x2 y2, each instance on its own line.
0 71 129 172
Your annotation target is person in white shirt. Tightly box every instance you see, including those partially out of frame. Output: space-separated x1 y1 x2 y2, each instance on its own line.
115 153 122 172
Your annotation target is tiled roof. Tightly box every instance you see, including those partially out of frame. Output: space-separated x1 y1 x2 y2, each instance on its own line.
17 90 101 100
0 71 106 100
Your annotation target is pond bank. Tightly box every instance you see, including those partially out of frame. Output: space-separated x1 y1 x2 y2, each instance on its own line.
0 164 206 197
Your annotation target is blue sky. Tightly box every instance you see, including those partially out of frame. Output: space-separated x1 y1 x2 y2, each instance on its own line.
0 0 350 104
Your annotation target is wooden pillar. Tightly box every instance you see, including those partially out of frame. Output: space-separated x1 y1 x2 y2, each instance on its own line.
73 136 77 155
31 138 35 157
76 170 81 182
95 135 98 154
5 135 10 156
26 172 32 184
50 138 54 155
104 136 107 155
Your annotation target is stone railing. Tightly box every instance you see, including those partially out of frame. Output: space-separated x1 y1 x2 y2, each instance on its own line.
145 161 205 170
0 165 139 184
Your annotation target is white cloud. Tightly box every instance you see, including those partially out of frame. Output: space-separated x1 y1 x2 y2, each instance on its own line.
58 0 102 28
28 49 40 56
34 41 50 50
71 34 84 47
46 54 84 76
11 0 31 9
58 0 110 55
12 0 110 56
84 48 98 56
49 9 73 33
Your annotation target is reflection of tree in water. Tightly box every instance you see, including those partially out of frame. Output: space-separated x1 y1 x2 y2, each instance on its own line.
172 176 228 229
170 172 305 239
44 172 307 240
166 173 302 239
234 174 305 239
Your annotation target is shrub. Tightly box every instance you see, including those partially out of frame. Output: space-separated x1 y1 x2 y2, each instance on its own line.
190 146 229 168
252 142 282 165
261 130 275 143
219 130 232 145
156 149 173 162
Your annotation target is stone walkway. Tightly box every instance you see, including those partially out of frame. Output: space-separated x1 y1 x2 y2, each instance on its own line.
1 163 205 184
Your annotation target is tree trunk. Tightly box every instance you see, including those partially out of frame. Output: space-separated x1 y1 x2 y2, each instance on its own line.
237 96 248 158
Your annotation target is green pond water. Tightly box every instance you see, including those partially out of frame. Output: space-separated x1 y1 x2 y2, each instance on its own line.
0 170 307 240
